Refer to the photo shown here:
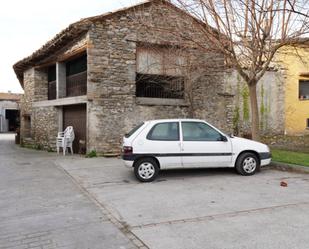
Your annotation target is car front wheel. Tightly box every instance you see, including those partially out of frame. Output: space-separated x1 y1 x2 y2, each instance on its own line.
134 158 159 182
235 152 260 176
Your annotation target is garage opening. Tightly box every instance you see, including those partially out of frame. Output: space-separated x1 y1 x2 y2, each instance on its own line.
63 104 86 154
5 109 19 132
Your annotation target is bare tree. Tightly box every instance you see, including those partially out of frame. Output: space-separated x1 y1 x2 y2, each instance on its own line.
170 0 309 140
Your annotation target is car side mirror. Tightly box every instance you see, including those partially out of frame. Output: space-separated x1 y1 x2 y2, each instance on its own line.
221 135 228 142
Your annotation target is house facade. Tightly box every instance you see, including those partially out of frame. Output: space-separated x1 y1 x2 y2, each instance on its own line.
223 41 309 141
0 92 21 133
14 0 234 154
276 43 309 135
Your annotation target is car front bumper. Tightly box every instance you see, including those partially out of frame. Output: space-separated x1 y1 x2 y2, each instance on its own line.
259 152 272 166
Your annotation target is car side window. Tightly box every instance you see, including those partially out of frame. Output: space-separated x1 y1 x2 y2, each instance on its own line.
147 122 179 141
182 122 222 141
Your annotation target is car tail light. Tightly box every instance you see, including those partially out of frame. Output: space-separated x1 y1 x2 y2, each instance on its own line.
123 146 133 155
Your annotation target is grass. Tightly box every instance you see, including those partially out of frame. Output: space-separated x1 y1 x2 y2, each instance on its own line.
271 149 309 167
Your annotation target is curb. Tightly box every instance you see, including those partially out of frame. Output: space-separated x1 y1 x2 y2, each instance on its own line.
269 161 309 174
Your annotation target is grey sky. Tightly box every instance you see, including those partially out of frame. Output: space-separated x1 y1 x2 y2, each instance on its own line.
0 0 142 93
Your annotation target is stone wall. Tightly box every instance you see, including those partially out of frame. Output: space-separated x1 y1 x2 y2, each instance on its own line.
32 106 59 150
20 68 59 149
87 2 232 153
224 69 286 137
20 68 35 140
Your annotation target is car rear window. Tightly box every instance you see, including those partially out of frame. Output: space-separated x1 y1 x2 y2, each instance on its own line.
147 122 179 141
125 122 144 138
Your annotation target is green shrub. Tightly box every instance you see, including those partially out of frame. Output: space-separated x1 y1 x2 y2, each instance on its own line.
86 150 97 158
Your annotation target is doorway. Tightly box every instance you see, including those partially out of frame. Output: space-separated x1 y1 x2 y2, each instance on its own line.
63 104 86 153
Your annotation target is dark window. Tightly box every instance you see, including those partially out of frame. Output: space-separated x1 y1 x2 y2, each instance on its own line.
125 122 145 138
182 122 222 141
66 54 87 97
66 54 87 76
299 80 309 100
48 65 56 82
307 119 309 128
48 65 56 100
147 122 179 141
136 74 184 99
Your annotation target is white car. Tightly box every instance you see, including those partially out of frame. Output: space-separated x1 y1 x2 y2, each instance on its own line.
122 119 271 182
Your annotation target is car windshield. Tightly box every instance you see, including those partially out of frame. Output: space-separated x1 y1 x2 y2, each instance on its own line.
125 122 144 138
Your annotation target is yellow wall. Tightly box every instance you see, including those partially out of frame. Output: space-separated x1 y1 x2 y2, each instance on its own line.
278 46 309 135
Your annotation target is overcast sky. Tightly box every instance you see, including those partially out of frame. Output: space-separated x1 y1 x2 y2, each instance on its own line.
0 0 142 93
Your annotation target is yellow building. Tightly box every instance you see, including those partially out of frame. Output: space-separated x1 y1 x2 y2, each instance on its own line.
278 43 309 135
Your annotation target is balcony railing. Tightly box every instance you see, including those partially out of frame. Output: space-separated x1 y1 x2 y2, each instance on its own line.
66 71 87 97
136 74 184 99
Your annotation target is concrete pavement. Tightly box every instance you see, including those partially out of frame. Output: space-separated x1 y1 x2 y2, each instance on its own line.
57 151 309 249
0 134 138 249
2 133 309 249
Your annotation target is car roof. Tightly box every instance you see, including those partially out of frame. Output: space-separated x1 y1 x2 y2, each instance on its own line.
146 119 206 123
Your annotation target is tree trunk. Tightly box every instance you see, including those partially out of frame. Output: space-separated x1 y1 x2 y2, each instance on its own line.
248 82 260 141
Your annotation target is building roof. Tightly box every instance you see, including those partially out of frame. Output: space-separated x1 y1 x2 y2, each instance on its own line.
0 92 22 101
13 0 189 87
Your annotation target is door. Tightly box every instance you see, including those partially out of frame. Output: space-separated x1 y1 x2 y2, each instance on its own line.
63 104 86 153
181 121 232 167
142 121 182 169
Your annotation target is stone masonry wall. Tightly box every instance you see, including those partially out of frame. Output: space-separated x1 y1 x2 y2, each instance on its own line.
87 2 232 153
20 68 35 140
32 107 59 150
224 69 286 137
21 68 59 149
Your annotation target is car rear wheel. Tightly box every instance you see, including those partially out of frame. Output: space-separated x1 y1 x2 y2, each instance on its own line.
235 152 260 176
134 158 159 182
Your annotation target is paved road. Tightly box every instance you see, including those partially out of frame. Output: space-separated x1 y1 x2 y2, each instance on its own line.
2 133 309 249
57 148 309 249
0 134 138 249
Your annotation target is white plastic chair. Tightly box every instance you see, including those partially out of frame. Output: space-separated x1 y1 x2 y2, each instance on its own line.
56 126 75 155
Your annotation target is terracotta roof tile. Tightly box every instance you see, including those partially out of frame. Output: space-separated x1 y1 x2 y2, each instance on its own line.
0 92 22 101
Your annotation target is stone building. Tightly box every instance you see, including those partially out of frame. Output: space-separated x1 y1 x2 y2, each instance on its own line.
13 0 234 154
0 92 21 133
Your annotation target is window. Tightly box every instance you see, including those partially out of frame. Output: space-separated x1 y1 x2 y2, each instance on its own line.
48 65 56 100
136 46 185 99
136 74 184 99
125 122 144 138
66 54 87 76
307 119 309 128
66 54 87 97
147 122 179 141
299 80 309 100
182 122 223 141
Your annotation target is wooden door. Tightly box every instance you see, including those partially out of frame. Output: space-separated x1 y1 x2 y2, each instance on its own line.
63 104 86 153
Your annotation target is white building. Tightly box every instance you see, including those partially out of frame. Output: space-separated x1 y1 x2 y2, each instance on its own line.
0 93 21 133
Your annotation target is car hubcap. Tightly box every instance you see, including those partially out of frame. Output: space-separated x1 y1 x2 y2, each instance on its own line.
243 157 257 173
138 162 155 180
